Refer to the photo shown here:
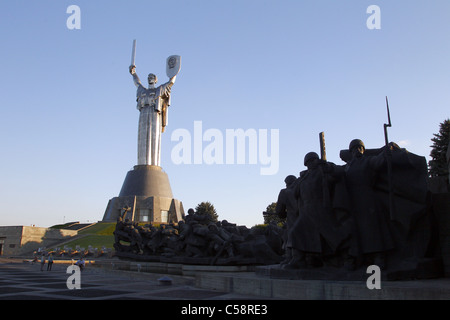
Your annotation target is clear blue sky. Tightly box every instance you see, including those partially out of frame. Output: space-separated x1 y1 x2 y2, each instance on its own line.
0 1 449 227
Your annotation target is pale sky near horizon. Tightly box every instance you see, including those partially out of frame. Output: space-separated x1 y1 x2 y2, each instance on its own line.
0 1 449 228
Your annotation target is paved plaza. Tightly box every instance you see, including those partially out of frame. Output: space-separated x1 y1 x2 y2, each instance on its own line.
0 258 264 300
2 257 450 302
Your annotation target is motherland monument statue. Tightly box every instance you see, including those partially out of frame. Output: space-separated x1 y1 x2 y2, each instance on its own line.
102 40 184 224
129 40 181 167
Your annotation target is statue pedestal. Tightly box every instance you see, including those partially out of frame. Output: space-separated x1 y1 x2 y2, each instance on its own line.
102 165 184 223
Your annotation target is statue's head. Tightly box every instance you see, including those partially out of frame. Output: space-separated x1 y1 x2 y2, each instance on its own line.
147 73 157 85
284 175 297 186
304 152 319 167
349 139 365 158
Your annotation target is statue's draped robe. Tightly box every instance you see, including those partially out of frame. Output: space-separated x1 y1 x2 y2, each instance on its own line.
275 183 299 251
344 153 395 255
133 73 172 166
290 166 348 254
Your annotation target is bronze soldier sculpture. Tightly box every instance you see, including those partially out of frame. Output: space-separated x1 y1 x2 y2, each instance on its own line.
275 175 299 265
344 139 394 268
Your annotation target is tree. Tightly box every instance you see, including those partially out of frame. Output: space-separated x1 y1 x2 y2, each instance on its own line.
263 202 286 225
195 201 219 223
428 119 450 183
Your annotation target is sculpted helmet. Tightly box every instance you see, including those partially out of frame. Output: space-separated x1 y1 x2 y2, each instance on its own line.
349 139 365 151
284 175 297 185
304 152 319 166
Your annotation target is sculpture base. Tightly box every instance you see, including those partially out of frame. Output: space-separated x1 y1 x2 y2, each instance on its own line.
102 165 184 223
256 257 444 281
119 165 173 198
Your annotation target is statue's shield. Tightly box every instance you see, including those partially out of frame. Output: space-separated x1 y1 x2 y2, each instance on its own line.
166 55 181 78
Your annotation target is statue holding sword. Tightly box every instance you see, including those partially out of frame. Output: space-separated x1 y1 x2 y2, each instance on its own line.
129 39 181 167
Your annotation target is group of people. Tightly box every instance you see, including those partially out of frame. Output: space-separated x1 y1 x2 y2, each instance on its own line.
276 139 417 271
36 253 54 271
114 208 283 264
34 253 85 271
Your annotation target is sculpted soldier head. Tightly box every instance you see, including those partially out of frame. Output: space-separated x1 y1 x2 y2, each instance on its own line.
284 175 297 186
304 152 319 167
349 139 365 158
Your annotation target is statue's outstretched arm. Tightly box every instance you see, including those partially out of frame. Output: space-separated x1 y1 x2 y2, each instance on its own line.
160 76 176 97
129 65 142 87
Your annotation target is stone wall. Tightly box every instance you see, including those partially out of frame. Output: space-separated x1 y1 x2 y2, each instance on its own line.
0 226 77 256
0 226 23 256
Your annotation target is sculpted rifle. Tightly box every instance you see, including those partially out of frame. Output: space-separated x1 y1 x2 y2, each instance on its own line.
384 97 395 220
319 132 331 209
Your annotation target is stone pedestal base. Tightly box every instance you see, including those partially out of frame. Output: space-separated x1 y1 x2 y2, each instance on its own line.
255 257 444 281
102 165 184 223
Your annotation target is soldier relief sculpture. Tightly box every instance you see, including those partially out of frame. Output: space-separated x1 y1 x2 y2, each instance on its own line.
114 208 283 265
275 132 443 280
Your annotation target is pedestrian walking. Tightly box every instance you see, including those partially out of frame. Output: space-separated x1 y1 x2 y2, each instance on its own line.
47 254 54 271
40 254 46 271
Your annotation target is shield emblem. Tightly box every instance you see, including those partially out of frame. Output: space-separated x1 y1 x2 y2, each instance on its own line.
166 55 181 78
